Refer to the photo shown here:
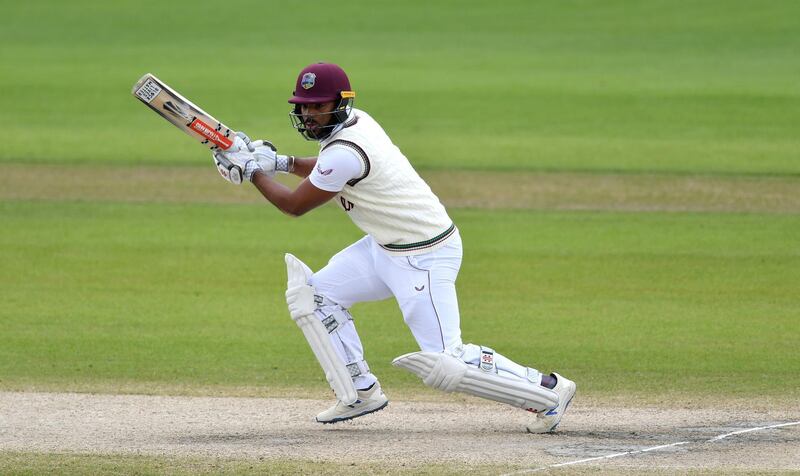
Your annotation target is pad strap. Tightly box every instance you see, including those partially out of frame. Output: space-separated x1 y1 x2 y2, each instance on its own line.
346 360 370 378
315 294 353 333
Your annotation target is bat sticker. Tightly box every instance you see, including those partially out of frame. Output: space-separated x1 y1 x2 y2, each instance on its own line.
132 73 236 151
134 78 162 103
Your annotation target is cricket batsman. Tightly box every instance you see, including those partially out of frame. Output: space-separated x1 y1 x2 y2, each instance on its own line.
211 62 576 432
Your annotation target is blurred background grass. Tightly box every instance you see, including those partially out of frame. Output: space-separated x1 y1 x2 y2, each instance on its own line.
1 0 798 173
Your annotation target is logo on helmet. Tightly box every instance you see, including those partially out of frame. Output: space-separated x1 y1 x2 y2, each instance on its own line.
301 72 316 90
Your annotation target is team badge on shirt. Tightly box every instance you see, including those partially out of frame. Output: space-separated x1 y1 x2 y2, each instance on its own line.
301 73 316 90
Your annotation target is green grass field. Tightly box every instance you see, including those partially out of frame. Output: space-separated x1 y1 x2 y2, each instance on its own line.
2 201 798 398
1 0 799 173
1 0 799 473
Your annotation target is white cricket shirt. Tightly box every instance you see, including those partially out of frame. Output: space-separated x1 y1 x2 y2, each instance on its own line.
312 108 455 256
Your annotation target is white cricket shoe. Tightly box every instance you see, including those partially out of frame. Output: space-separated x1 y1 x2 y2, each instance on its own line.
526 372 576 433
315 382 388 424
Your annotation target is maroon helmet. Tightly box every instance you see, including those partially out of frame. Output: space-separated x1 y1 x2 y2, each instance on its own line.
288 62 355 140
289 63 353 104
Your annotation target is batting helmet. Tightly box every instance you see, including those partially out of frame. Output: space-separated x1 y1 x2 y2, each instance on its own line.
288 62 355 140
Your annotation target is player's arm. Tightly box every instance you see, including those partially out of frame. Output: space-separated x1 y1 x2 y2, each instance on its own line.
288 157 318 178
250 175 336 217
273 154 318 178
213 142 360 216
250 146 361 215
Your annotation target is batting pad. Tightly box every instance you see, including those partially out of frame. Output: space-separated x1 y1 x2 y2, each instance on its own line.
392 351 558 412
286 254 358 406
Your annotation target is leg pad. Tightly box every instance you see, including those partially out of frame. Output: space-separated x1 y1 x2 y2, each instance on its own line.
393 350 558 412
286 253 358 405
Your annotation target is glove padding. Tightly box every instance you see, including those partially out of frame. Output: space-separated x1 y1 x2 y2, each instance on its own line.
210 132 251 184
212 148 252 184
235 131 256 152
213 131 285 184
246 140 278 179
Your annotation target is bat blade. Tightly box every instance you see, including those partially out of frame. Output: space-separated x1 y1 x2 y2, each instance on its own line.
132 73 235 150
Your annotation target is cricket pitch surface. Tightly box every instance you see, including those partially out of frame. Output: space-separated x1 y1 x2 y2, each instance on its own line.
1 392 798 474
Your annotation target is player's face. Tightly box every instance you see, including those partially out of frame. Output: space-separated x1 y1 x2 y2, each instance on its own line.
300 101 337 139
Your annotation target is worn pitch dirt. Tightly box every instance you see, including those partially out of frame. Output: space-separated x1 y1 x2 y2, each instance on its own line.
1 392 798 473
3 164 800 213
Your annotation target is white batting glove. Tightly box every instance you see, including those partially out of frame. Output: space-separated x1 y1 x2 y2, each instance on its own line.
214 133 294 183
212 149 252 185
212 131 268 184
235 131 255 152
245 142 295 177
241 134 295 175
243 140 278 180
217 132 248 153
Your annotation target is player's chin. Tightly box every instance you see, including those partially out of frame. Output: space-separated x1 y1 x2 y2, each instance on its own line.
304 125 323 140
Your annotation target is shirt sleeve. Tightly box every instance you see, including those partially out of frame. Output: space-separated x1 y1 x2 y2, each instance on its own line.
308 146 364 192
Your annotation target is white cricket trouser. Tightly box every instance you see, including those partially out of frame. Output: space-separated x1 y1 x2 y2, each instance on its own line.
310 231 463 389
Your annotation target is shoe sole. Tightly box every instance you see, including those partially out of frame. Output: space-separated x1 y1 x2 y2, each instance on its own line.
316 400 389 424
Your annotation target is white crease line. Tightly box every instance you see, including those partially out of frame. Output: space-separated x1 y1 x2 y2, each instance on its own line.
501 420 800 476
500 441 690 475
549 441 692 468
707 421 800 442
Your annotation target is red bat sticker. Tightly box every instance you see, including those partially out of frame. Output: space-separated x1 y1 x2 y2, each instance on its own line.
190 119 233 149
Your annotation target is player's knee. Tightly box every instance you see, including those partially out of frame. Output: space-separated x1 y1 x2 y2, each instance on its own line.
307 273 343 303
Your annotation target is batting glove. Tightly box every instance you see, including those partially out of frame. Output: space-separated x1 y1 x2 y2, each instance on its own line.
244 140 278 180
235 131 255 152
212 149 253 185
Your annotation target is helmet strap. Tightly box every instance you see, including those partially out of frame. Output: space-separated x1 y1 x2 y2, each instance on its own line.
332 97 352 124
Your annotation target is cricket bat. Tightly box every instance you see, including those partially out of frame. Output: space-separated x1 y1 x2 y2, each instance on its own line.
131 73 236 151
